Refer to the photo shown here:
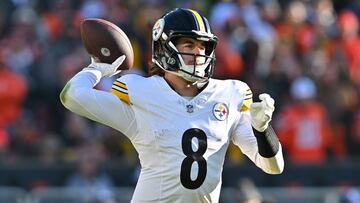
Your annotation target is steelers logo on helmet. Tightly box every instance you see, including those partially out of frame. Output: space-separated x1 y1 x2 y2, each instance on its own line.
213 103 229 121
152 18 165 41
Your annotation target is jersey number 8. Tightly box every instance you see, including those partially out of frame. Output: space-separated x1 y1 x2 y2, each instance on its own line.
180 128 207 189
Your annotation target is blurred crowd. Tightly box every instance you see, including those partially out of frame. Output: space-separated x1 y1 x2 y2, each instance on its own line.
0 0 360 194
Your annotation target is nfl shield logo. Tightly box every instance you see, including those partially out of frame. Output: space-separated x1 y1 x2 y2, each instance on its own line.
186 104 194 113
213 103 228 121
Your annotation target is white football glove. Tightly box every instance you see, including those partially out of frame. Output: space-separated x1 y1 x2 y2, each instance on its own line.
250 93 275 132
86 55 126 77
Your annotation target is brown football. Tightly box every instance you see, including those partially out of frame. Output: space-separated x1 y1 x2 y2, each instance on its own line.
80 18 134 70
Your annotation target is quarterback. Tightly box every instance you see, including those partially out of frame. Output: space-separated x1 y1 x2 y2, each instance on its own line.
60 8 284 203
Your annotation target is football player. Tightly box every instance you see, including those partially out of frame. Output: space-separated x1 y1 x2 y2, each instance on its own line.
60 8 284 203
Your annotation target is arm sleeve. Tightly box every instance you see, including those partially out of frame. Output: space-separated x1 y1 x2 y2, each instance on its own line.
252 125 280 158
60 68 137 138
231 111 284 174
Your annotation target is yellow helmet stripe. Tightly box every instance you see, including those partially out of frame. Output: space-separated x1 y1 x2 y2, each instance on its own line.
188 9 205 32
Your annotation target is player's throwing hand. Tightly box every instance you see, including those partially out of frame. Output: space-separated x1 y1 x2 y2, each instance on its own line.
87 55 126 77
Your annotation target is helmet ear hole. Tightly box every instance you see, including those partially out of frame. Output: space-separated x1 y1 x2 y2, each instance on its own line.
167 57 176 65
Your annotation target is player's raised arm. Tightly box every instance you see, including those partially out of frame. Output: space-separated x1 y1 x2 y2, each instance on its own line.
233 92 284 175
60 56 137 137
60 17 137 137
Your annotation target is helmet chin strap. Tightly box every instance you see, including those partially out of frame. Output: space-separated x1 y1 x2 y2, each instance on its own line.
178 68 207 83
154 54 212 84
154 59 210 89
177 54 213 84
153 58 198 83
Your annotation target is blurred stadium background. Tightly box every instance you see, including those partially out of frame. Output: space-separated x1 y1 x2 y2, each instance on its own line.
0 0 360 202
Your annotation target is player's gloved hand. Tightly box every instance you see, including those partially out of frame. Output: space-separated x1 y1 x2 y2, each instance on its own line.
250 93 275 132
86 55 126 77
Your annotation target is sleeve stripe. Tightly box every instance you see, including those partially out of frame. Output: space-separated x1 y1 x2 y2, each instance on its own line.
113 81 128 90
245 89 252 100
110 87 128 95
241 88 253 111
110 89 131 105
113 83 126 90
240 99 252 111
112 85 128 94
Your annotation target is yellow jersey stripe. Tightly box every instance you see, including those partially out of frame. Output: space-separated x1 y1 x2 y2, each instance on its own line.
110 89 131 105
240 98 253 112
113 81 127 90
188 9 205 32
241 89 253 111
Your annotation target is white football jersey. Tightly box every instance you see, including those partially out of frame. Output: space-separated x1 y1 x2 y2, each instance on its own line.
61 69 284 203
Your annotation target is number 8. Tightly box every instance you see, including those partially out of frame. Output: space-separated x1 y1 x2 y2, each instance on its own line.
180 128 207 189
